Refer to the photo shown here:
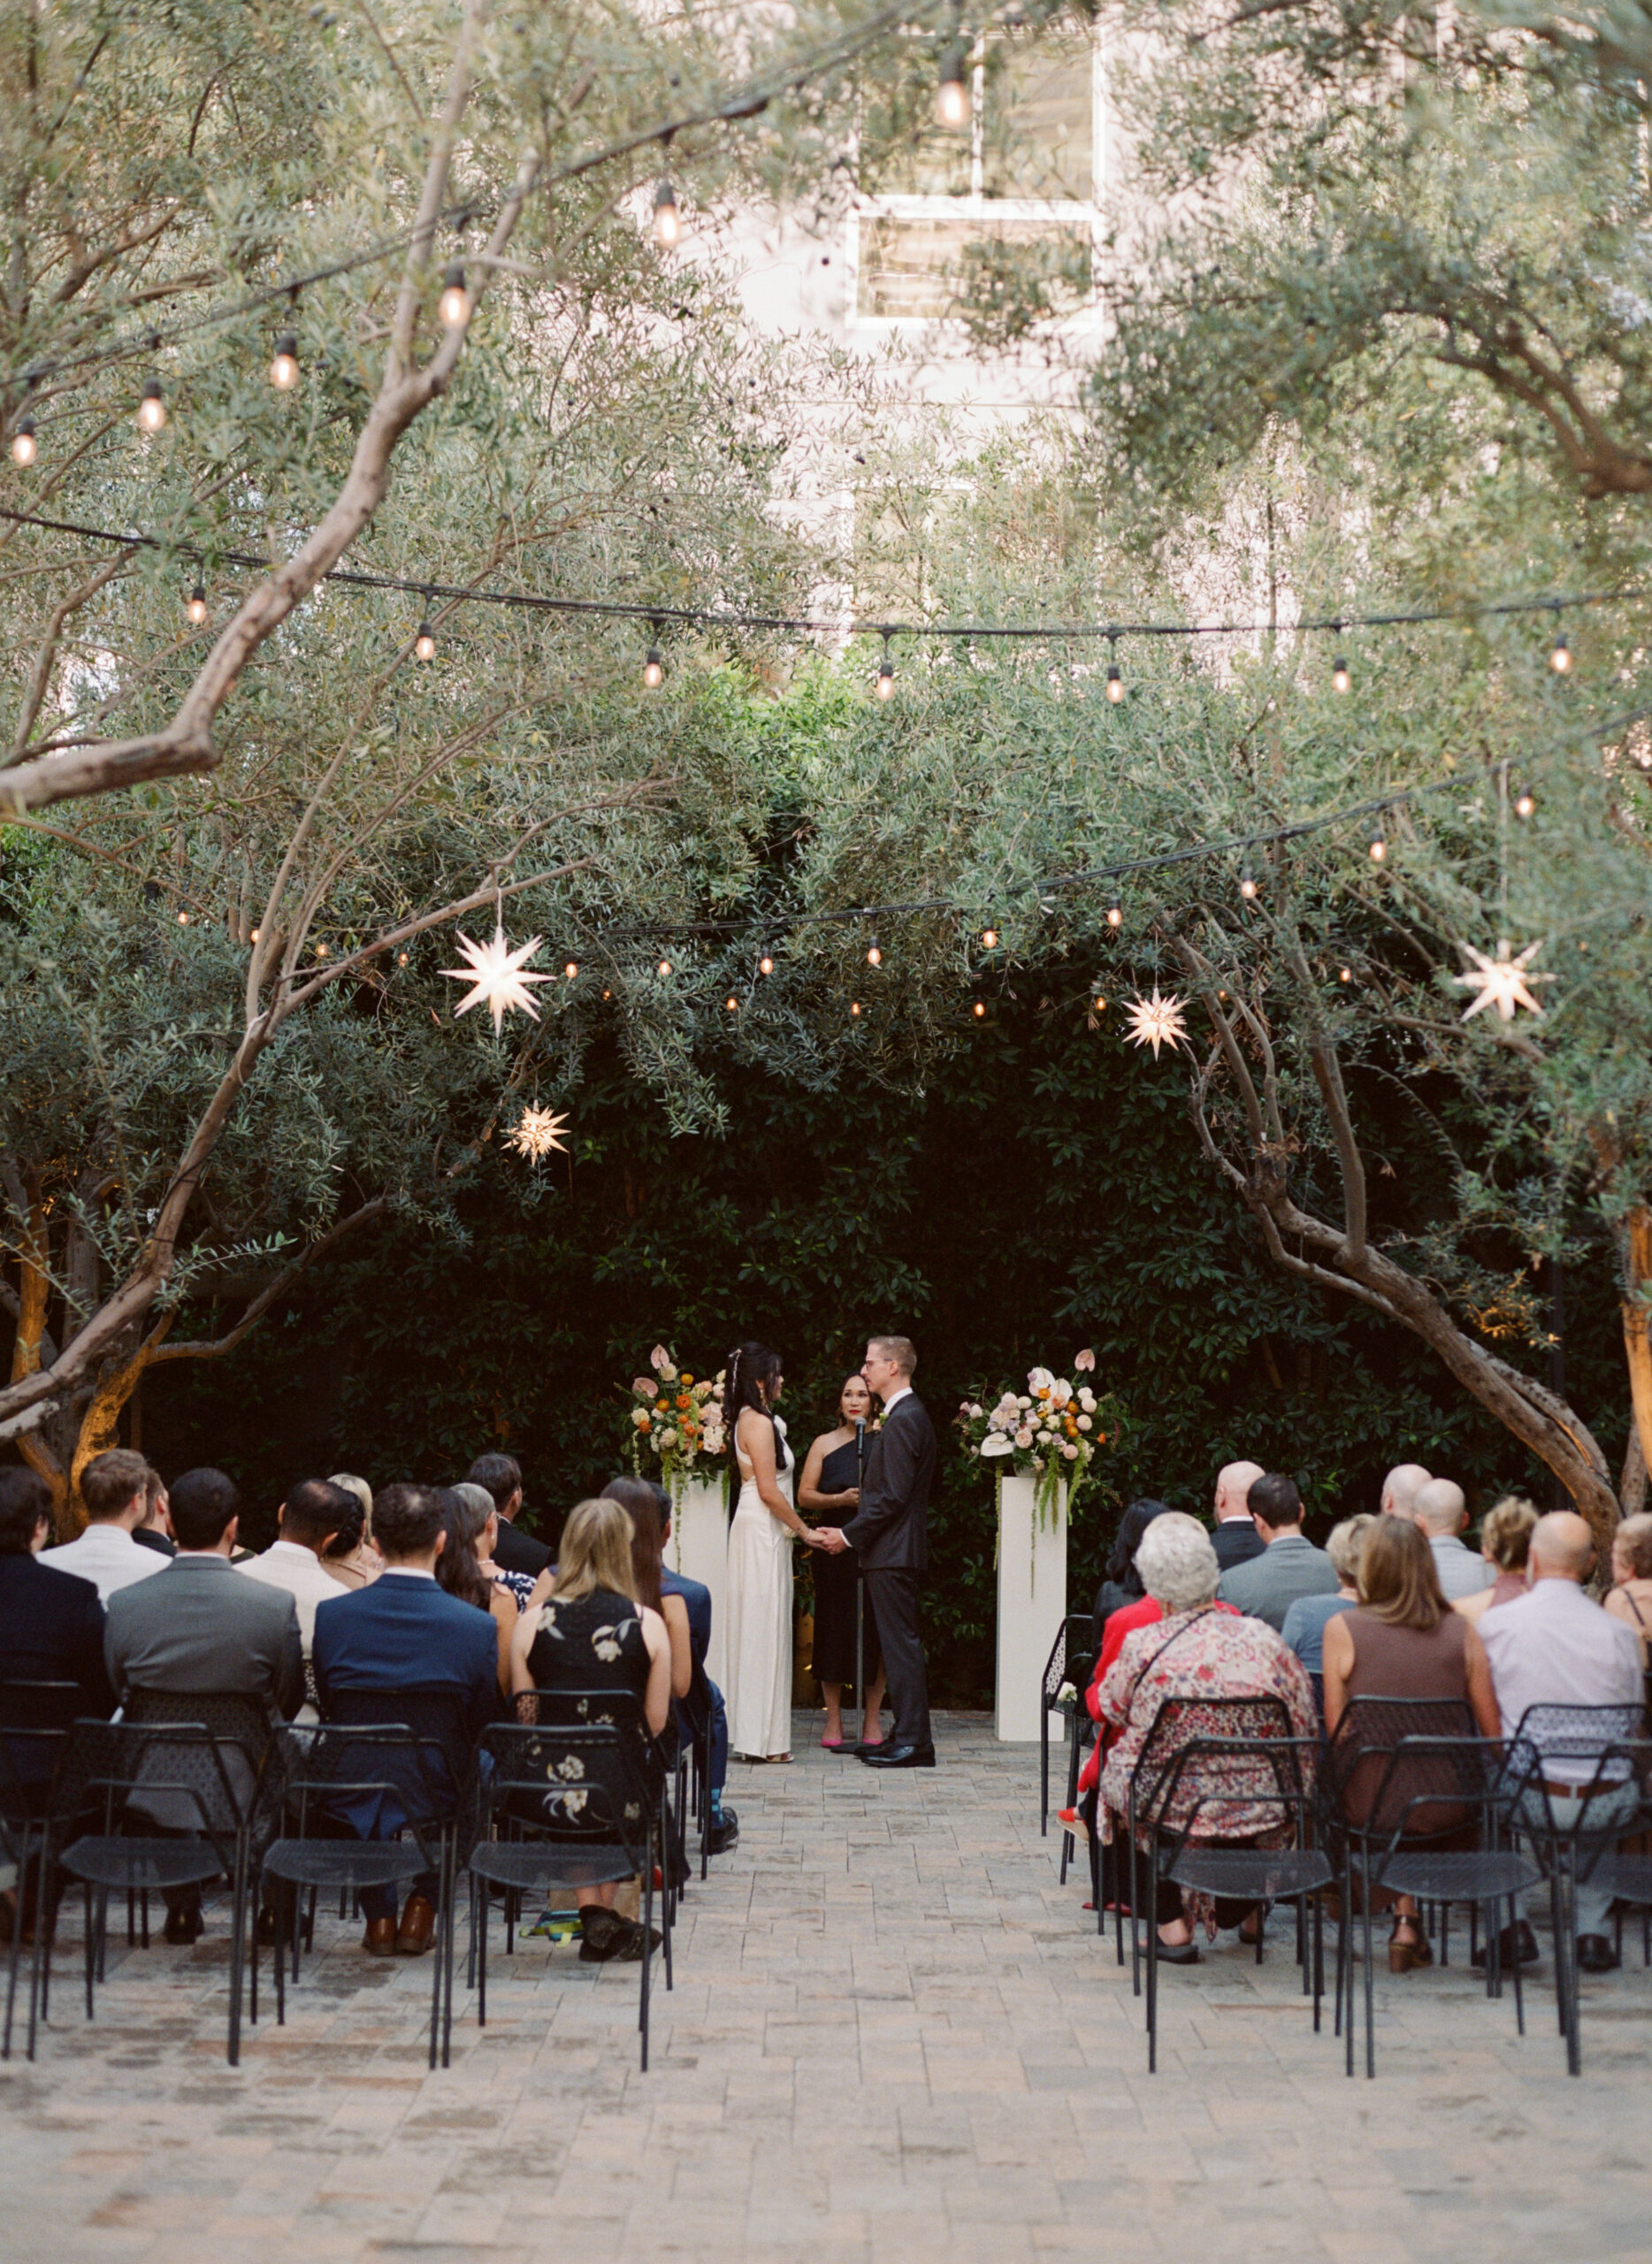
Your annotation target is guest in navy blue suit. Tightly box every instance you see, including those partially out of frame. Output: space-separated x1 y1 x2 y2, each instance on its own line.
313 1482 499 1957
644 1482 736 1855
0 1466 112 1787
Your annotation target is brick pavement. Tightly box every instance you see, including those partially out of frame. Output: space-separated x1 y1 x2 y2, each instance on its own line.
3 1711 1649 2264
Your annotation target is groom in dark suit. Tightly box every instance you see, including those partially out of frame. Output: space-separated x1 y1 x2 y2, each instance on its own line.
816 1335 936 1769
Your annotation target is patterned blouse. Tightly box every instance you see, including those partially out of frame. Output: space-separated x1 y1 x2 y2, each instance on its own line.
1095 1603 1319 1844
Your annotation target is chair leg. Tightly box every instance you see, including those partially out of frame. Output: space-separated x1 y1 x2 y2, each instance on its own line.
1312 1894 1324 2032
82 1882 96 2021
1509 1895 1526 2038
639 1857 653 2074
476 1873 489 2028
1040 1716 1050 1838
226 1864 246 2068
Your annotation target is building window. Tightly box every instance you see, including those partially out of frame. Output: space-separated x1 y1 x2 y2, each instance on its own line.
850 29 1105 331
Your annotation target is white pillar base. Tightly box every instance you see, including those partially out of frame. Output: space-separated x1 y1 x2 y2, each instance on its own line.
670 1472 730 1690
995 1470 1068 1742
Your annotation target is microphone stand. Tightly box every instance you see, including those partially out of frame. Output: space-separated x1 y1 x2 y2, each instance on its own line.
853 1417 866 1717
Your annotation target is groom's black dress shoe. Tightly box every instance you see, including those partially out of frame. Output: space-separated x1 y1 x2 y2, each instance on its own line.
858 1741 936 1769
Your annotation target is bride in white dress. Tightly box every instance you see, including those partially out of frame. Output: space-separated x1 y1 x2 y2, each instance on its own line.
723 1342 817 1762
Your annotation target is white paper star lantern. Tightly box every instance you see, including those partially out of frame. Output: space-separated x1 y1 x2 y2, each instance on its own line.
1452 939 1554 1022
508 1105 570 1164
440 923 554 1030
1124 985 1190 1059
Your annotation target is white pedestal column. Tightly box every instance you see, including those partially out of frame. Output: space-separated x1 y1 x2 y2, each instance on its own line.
670 1471 730 1690
995 1470 1067 1742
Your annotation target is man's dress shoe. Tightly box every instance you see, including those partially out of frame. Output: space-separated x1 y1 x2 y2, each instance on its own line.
362 1917 400 1956
1577 1933 1620 1975
858 1741 936 1769
396 1893 438 1955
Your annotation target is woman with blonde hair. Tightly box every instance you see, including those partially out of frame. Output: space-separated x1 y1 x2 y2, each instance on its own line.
1604 1510 1652 1663
1455 1495 1538 1626
321 1472 382 1588
509 1497 672 1962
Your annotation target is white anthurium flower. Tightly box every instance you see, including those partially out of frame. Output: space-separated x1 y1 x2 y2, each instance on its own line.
1077 1415 1093 1433
980 1434 1014 1457
1028 1365 1054 1394
650 1345 670 1373
1053 1379 1072 1402
1075 1348 1097 1373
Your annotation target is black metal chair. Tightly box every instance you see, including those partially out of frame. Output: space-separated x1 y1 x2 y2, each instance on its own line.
1503 1714 1651 2075
34 1717 259 2063
252 1721 463 2068
1039 1615 1094 1840
677 1674 715 1882
1146 1732 1335 2071
1115 1694 1299 1999
1330 1733 1540 2079
1321 1696 1480 1970
118 1687 279 1950
469 1716 668 2069
0 1687 79 2061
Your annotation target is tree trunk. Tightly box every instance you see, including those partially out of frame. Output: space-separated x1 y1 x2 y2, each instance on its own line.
1620 1205 1652 1488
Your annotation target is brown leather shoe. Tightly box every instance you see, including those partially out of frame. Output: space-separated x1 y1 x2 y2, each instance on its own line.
396 1893 437 1956
362 1916 399 1956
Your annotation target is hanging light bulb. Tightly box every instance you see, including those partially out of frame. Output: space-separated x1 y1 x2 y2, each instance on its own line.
980 926 998 950
415 618 436 661
1338 966 1352 983
315 941 329 958
1514 785 1536 818
656 956 673 978
1106 896 1123 929
439 263 470 329
866 935 883 968
1549 628 1571 674
10 413 36 466
137 376 167 432
876 642 895 700
850 998 864 1018
176 910 189 925
1239 862 1258 900
643 645 664 689
653 177 681 249
251 927 262 945
1368 828 1387 863
396 949 409 966
1332 653 1350 694
971 998 987 1020
562 958 579 980
270 332 300 390
937 39 971 127
187 581 208 625
1105 661 1124 703
758 951 775 976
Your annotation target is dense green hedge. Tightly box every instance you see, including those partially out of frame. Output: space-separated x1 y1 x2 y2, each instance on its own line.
144 988 1628 1705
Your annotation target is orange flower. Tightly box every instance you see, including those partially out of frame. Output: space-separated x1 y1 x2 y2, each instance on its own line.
676 1393 692 1410
638 1414 652 1431
682 1373 695 1387
656 1397 669 1411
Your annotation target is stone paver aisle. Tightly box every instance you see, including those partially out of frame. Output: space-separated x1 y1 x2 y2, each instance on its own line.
4 1712 1650 2263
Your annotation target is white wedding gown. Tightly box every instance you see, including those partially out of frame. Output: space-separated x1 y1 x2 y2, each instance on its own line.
723 1417 796 1758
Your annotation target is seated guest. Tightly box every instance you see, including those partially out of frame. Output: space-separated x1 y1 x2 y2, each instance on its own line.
1075 1537 1240 1804
1091 1499 1176 1657
1411 1478 1492 1599
40 1448 166 1602
1210 1460 1266 1572
465 1451 551 1579
438 1486 518 1693
238 1480 353 1716
322 1474 381 1588
1094 1513 1317 1962
451 1481 536 1610
0 1464 111 1731
132 1467 176 1558
1322 1514 1500 1970
1604 1510 1652 1657
509 1496 671 1962
1216 1473 1338 1633
313 1482 501 1955
1380 1463 1432 1518
644 1482 738 1856
1455 1495 1537 1627
1480 1510 1645 1976
1281 1514 1374 1676
103 1467 304 1944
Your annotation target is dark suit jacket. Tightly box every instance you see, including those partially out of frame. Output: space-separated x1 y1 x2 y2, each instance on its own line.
840 1392 936 1572
104 1553 304 1717
132 1527 178 1558
661 1568 711 1673
493 1518 552 1578
1212 1519 1266 1572
0 1553 113 1771
312 1572 499 1743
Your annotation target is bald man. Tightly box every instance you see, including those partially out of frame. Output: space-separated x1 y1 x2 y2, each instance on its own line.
1480 1511 1644 1973
1211 1459 1267 1573
1412 1478 1493 1599
1380 1463 1432 1519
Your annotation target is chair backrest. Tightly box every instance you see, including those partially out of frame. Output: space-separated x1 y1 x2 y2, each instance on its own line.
1504 1732 1652 1842
1128 1694 1297 1834
0 1679 81 1800
259 1723 457 1867
478 1719 655 1862
119 1687 277 1832
1323 1695 1478 1834
1359 1735 1512 1855
1509 1702 1647 1785
1155 1732 1319 1853
51 1717 250 1865
516 1686 663 1791
317 1687 478 1832
1044 1615 1095 1703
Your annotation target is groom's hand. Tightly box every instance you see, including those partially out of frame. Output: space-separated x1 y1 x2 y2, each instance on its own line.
816 1527 849 1555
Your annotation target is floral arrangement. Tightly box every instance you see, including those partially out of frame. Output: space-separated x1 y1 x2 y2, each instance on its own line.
627 1344 728 1498
956 1350 1113 1523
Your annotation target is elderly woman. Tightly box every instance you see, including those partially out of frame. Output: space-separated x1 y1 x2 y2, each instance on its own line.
1604 1510 1652 1660
1455 1495 1538 1627
1094 1512 1318 1962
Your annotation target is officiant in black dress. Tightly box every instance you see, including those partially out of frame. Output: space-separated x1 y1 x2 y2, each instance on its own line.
798 1374 886 1749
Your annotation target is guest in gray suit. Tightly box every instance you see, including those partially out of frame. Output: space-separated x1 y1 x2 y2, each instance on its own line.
1215 1472 1338 1634
104 1466 303 1942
